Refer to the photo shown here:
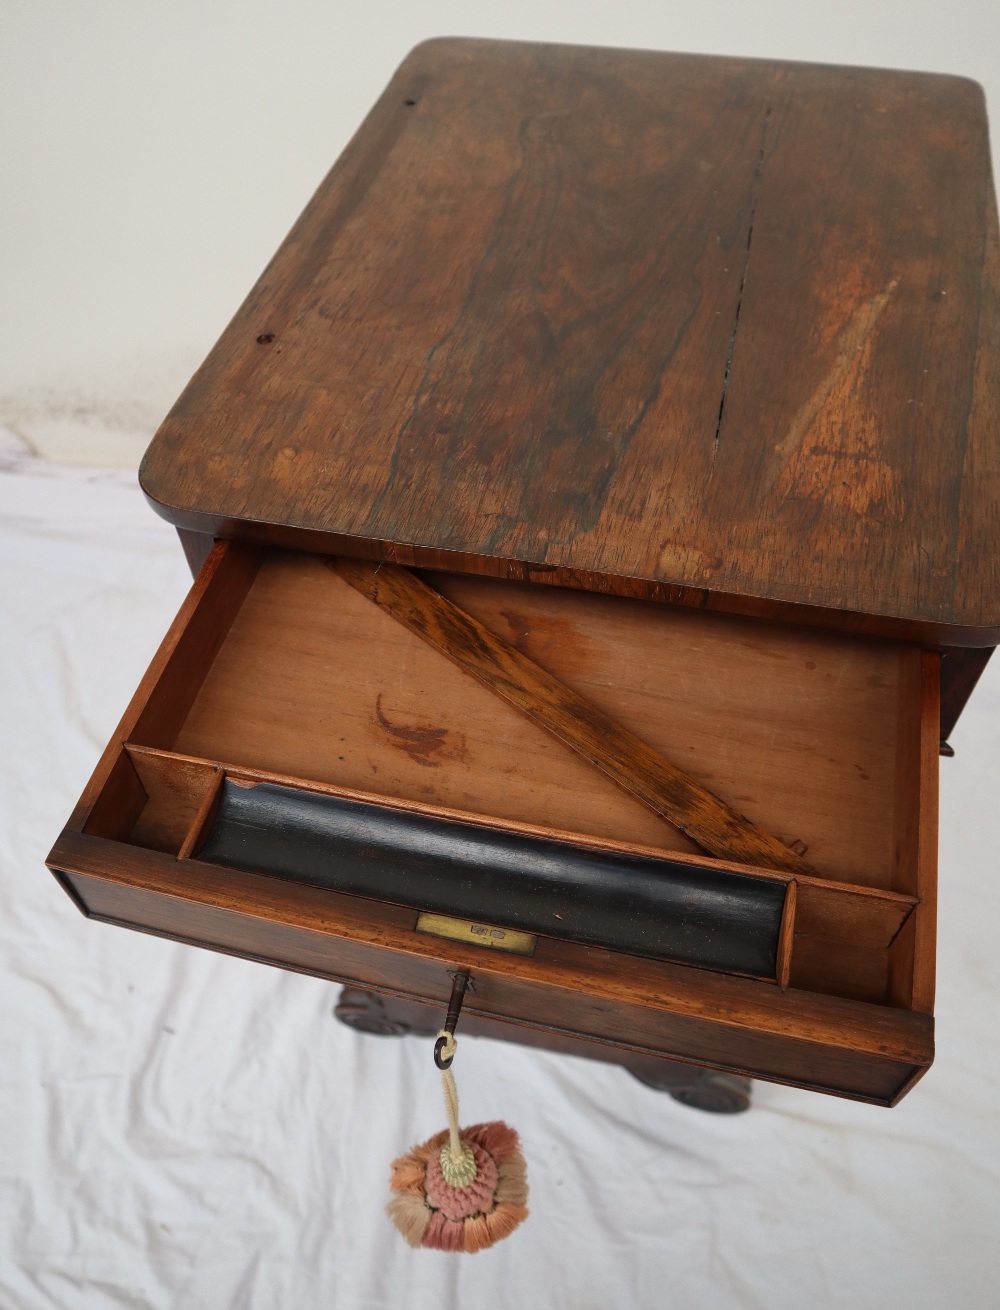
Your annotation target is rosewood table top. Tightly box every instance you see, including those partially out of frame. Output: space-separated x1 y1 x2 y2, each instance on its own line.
140 38 1000 645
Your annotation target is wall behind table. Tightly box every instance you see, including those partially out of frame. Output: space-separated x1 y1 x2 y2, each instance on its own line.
2 0 998 467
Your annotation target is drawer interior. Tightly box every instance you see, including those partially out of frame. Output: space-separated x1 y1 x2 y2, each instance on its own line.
78 542 937 1013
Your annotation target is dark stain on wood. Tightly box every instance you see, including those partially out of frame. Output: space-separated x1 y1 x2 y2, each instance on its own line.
373 692 462 768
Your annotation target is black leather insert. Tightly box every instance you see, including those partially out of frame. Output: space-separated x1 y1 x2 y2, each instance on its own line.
197 780 786 978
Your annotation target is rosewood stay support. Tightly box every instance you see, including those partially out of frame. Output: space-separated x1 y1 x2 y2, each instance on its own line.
332 558 814 875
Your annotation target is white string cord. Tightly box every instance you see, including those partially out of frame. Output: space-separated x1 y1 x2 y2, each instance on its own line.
436 1029 463 1163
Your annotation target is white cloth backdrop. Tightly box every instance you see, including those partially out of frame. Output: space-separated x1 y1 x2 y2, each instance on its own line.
1 427 998 1309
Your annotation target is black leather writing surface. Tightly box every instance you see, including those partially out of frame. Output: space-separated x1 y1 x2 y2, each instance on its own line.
197 781 787 978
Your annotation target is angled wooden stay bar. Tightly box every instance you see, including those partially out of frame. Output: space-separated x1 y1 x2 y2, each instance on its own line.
332 560 813 877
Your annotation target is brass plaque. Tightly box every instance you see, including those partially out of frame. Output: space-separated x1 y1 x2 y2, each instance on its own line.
415 912 536 956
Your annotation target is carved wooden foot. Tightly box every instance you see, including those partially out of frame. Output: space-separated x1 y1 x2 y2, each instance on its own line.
333 988 435 1037
625 1060 752 1114
333 987 752 1113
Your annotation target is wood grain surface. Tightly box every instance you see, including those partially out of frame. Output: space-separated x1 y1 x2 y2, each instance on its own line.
140 39 1000 643
333 558 814 873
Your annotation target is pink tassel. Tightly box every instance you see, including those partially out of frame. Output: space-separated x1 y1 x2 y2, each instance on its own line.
387 1122 529 1252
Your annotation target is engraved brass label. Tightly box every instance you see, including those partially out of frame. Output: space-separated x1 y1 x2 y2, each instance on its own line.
415 912 536 956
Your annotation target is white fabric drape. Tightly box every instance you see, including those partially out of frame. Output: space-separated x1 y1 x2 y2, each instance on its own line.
1 427 998 1309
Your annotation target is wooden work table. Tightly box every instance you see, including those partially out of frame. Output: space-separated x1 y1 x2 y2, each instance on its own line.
49 39 999 1112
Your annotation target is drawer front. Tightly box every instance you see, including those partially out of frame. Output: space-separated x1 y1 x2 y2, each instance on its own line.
51 836 931 1107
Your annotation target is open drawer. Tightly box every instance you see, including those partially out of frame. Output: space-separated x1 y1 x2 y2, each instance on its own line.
47 541 938 1105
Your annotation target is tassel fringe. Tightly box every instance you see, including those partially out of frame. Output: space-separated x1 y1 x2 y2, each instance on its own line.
387 1121 529 1252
